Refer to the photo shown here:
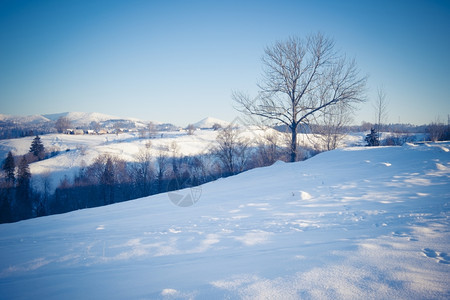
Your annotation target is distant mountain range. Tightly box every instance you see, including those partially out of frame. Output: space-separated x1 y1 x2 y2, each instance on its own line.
0 112 231 139
1 112 120 124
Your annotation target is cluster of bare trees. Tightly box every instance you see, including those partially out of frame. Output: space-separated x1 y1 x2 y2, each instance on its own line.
427 119 450 142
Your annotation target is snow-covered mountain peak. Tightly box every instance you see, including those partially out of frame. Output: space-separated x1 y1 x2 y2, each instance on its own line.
193 117 230 129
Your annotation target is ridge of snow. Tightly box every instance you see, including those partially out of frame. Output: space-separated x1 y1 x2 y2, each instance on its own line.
0 113 50 124
65 112 123 125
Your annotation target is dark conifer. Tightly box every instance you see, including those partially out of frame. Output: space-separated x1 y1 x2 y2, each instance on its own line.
365 128 380 146
2 151 15 184
29 135 45 159
16 156 32 219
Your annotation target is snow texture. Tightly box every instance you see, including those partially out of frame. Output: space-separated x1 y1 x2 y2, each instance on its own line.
0 143 449 299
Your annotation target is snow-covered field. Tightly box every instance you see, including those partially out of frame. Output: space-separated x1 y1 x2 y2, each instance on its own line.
0 143 449 299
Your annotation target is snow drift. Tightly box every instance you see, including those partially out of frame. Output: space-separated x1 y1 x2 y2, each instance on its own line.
0 143 449 299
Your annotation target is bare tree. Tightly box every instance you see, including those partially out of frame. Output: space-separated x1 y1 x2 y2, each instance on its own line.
90 121 101 133
148 121 157 139
255 131 284 166
186 124 196 135
138 127 148 139
133 148 153 196
169 141 182 180
215 125 249 175
234 33 366 162
156 151 169 193
374 86 388 133
55 116 71 133
427 119 446 142
311 102 353 151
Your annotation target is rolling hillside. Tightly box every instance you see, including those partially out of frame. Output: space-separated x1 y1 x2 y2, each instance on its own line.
0 143 448 299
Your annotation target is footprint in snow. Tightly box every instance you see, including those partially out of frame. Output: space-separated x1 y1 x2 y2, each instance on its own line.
422 248 450 264
392 231 418 241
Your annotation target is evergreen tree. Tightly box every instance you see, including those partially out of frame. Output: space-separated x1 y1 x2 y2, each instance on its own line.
0 188 12 223
101 157 115 205
1 151 15 223
16 156 32 220
2 151 15 184
29 135 45 160
17 157 31 187
365 128 380 146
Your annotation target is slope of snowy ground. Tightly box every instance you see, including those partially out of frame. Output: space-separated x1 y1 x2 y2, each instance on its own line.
0 143 449 299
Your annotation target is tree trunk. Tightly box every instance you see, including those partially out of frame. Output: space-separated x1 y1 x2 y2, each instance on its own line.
290 124 297 162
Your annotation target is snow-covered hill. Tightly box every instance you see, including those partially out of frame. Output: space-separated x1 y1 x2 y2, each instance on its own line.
0 143 449 299
193 117 230 129
47 112 119 125
0 113 50 124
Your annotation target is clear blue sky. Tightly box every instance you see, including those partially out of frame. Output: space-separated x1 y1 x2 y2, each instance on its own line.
0 0 449 126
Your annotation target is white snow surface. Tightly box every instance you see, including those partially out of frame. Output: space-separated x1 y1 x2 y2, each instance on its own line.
0 143 449 299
